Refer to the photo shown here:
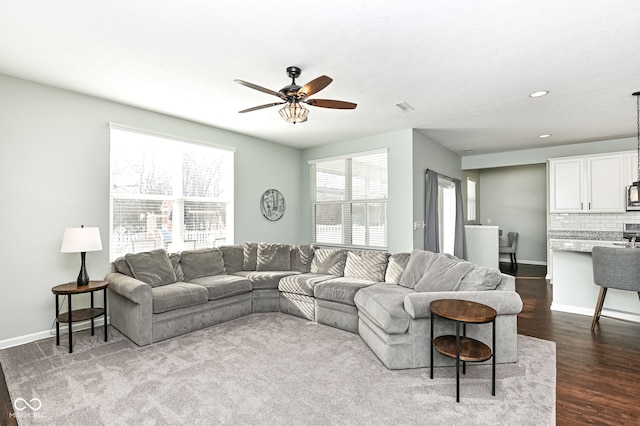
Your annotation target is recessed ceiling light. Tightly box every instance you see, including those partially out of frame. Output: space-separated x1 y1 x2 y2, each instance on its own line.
539 134 551 138
463 149 473 153
529 91 549 98
395 101 414 112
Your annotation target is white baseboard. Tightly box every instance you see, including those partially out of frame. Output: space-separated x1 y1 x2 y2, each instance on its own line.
499 257 547 266
550 303 640 323
0 317 109 350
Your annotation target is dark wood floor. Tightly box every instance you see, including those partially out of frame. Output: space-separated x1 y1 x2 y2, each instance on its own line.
1 264 640 424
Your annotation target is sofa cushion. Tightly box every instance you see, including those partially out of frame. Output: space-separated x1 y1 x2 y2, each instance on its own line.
189 275 252 300
398 249 439 289
343 251 389 282
457 266 502 291
354 283 413 334
233 270 301 290
256 243 291 271
168 253 185 282
385 253 410 284
151 282 208 314
414 254 475 292
310 249 347 276
125 249 177 288
290 245 316 273
113 256 133 277
243 242 258 271
179 248 225 281
220 245 244 274
279 273 336 296
314 277 376 306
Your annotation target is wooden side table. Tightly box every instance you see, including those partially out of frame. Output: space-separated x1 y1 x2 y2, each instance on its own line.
51 280 109 353
430 299 497 402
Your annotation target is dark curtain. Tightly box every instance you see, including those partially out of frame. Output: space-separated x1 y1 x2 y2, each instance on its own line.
453 178 467 259
424 169 439 252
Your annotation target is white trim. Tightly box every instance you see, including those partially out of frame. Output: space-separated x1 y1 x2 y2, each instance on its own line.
550 303 640 323
0 317 109 350
109 122 236 153
307 148 388 164
499 256 547 266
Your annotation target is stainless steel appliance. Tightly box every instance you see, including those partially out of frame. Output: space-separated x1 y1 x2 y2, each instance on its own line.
623 223 640 241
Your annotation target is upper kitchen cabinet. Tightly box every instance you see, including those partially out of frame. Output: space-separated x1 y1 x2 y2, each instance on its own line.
549 153 626 213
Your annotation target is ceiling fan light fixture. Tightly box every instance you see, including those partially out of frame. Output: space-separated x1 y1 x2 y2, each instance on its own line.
279 101 309 124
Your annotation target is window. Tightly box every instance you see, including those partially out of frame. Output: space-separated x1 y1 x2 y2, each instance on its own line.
109 125 234 260
467 177 477 222
438 176 457 255
310 150 388 248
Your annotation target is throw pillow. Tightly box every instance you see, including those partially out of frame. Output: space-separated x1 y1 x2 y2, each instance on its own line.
256 243 291 271
310 249 347 276
290 244 316 273
220 245 244 274
414 254 475 292
385 252 410 284
398 249 439 289
113 256 133 277
168 253 185 282
179 248 225 281
457 266 503 291
344 251 389 282
125 249 177 287
243 242 258 271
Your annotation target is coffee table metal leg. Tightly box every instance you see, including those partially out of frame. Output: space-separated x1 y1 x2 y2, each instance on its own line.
104 288 108 342
68 294 73 353
492 319 496 396
430 312 434 379
55 295 60 346
455 321 460 403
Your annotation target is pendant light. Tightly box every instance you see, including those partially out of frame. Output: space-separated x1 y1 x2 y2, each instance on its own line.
628 91 640 208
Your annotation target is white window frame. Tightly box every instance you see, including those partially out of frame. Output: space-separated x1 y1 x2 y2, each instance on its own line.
309 149 388 249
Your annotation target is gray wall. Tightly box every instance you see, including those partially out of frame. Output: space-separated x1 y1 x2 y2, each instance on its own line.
0 74 303 343
479 164 547 264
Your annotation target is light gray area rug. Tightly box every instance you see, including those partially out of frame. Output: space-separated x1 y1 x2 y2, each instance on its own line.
1 313 555 425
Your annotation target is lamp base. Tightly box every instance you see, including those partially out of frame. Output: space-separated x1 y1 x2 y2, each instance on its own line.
77 251 90 286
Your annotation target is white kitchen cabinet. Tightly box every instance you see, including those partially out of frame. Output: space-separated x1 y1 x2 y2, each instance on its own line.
549 153 625 213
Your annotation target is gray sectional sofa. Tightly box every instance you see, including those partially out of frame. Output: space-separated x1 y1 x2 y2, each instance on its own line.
105 243 523 370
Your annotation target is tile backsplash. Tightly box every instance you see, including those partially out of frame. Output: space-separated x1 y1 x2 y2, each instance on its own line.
550 212 640 234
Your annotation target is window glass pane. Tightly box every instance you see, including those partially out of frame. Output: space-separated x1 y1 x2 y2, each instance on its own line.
352 152 388 200
467 178 477 221
315 204 344 244
111 198 167 254
351 203 365 246
110 129 173 195
183 146 233 199
367 203 387 247
183 201 228 249
315 160 346 201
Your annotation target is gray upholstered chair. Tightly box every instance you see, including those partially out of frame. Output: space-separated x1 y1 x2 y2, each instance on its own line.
591 245 640 331
499 232 518 266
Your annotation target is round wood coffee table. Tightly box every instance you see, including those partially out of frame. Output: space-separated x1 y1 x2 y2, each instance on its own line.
429 299 497 402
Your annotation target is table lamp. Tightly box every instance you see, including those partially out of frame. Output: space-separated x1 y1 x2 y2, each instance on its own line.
60 225 103 286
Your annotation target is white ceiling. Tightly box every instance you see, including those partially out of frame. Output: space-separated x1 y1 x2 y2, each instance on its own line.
1 1 639 154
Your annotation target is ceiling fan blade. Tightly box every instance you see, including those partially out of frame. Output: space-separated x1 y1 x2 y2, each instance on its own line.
238 102 285 113
234 79 287 100
297 76 333 98
305 99 357 109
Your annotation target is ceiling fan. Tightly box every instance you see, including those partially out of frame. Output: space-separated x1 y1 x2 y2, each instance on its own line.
234 66 357 123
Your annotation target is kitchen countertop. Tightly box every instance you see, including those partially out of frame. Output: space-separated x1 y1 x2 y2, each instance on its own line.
549 238 634 253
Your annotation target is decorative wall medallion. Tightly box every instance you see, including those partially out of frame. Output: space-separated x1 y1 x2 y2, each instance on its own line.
260 189 286 221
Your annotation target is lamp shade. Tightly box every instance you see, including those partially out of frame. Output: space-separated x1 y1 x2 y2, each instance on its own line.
60 227 103 253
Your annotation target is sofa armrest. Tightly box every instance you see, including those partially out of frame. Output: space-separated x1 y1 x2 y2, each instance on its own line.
105 272 152 306
403 290 523 319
